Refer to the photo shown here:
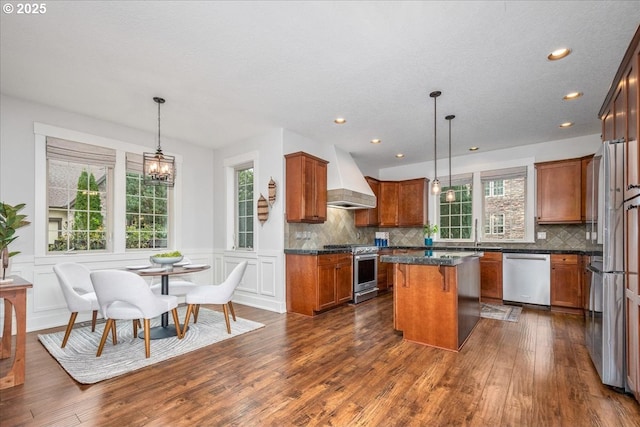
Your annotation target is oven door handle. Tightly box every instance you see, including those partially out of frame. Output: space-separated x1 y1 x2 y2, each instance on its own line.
354 254 379 261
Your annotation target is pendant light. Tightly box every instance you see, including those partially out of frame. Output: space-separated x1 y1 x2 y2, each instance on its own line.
430 91 441 195
143 97 176 187
445 114 456 202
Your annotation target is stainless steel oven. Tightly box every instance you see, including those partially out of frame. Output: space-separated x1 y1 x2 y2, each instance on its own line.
353 249 378 303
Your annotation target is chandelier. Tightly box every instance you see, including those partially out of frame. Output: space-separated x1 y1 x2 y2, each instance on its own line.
143 97 175 187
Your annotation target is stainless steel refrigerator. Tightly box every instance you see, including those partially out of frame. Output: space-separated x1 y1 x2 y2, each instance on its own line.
586 139 626 389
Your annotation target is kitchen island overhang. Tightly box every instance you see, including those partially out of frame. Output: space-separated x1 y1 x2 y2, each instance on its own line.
381 251 483 352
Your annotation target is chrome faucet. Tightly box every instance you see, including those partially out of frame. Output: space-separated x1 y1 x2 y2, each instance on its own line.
474 218 479 248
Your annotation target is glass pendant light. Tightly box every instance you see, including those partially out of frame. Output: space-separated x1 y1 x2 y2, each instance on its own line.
430 91 441 195
143 97 176 187
445 114 456 202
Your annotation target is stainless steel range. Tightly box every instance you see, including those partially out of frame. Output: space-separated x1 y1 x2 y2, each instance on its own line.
325 244 379 304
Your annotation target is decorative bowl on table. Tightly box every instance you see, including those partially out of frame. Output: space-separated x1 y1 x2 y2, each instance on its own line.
150 252 183 270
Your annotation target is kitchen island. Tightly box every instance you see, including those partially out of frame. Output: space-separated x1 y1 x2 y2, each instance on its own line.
381 250 482 351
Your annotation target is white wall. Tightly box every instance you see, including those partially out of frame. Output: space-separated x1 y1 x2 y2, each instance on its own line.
0 94 216 331
212 128 286 313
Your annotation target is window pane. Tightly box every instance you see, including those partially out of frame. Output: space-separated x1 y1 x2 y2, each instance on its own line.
438 182 473 241
48 159 108 252
125 168 169 250
482 174 525 240
236 167 254 249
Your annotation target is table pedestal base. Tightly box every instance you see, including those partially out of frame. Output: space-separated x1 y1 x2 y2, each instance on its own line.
139 324 188 340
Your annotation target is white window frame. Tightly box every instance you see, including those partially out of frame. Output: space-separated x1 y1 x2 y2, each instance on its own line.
224 151 258 251
486 213 505 235
34 123 182 258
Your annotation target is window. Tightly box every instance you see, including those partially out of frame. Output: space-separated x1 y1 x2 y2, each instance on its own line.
125 154 169 249
485 213 505 235
484 180 504 197
481 167 527 241
439 174 473 239
236 166 254 249
46 138 114 252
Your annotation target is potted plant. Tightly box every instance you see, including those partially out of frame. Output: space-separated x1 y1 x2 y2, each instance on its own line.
0 202 30 283
423 222 438 246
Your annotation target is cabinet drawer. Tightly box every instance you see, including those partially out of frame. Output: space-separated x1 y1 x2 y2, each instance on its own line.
481 252 502 262
318 254 352 266
551 254 578 265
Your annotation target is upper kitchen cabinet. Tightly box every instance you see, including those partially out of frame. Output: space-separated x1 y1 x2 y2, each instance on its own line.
365 178 429 227
285 152 329 223
355 177 380 227
398 178 428 226
378 181 399 226
535 157 591 224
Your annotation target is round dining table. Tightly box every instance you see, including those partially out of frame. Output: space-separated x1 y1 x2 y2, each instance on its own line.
134 264 211 339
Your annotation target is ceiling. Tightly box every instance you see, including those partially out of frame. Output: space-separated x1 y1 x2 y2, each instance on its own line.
1 1 639 171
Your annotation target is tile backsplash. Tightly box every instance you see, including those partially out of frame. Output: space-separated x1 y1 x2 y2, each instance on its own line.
285 208 596 251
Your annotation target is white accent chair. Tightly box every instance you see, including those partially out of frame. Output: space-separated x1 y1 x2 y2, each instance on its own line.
90 269 183 358
183 261 248 334
53 263 100 348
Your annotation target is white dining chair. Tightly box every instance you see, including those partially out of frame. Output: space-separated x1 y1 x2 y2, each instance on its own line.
183 261 248 334
53 263 100 348
90 269 183 358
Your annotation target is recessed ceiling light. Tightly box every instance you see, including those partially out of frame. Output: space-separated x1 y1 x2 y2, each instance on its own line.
334 117 346 124
395 153 404 158
559 122 574 128
469 146 479 151
563 91 583 100
370 139 381 144
548 48 571 61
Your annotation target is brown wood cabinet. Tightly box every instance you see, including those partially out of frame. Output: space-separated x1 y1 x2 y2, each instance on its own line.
535 158 583 224
480 252 503 302
398 178 428 226
378 181 399 226
372 178 428 227
355 177 380 227
600 25 640 403
285 152 328 223
377 249 394 292
550 254 582 309
286 253 352 316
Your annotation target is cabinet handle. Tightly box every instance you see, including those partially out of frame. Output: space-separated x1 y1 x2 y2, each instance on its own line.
628 184 640 190
627 204 639 211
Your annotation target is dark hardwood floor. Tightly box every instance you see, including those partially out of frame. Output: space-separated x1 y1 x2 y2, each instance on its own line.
1 292 639 426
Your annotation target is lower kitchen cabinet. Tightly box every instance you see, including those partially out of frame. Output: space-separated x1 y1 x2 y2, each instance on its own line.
550 254 582 310
377 249 394 292
286 253 352 316
480 251 502 302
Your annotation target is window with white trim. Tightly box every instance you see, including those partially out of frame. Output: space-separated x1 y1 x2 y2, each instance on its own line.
125 153 169 249
481 167 527 241
46 138 113 252
438 174 473 240
236 165 254 250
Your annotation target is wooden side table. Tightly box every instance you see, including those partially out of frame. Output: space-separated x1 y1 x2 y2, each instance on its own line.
1 275 33 389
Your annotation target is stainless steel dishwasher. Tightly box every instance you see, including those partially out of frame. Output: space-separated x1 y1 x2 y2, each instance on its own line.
502 253 550 305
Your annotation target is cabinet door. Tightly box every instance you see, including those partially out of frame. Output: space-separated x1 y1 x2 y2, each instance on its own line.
550 255 582 308
536 160 582 223
480 252 502 300
355 177 380 227
335 260 353 304
303 156 327 222
626 274 640 402
398 178 427 226
379 181 399 226
317 263 337 310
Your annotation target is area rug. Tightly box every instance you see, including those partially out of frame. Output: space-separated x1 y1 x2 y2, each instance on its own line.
480 303 522 322
38 307 264 384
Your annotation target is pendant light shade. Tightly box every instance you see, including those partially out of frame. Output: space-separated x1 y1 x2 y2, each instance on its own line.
430 91 441 195
143 97 176 187
445 114 456 202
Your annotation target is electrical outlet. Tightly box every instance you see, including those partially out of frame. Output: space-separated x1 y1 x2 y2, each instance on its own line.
586 231 591 240
536 231 547 240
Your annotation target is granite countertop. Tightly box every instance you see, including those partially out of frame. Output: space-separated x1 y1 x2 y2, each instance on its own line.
384 245 594 255
380 250 483 266
284 248 353 255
